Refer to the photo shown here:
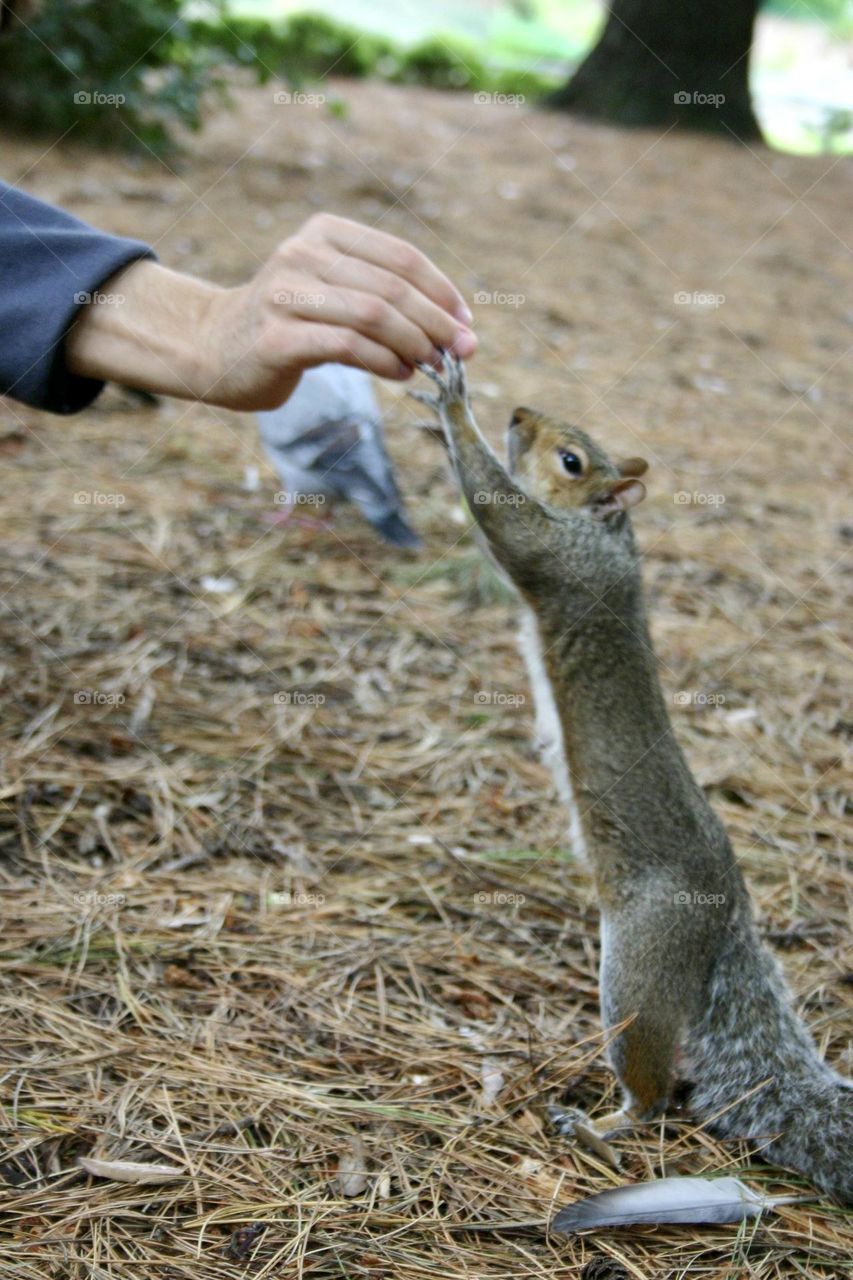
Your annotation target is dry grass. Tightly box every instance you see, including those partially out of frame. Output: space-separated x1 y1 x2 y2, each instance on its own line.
1 78 852 1277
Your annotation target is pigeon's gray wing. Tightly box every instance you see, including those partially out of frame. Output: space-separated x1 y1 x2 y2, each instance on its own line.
270 418 362 492
257 364 378 450
308 415 420 547
258 368 372 499
256 365 420 547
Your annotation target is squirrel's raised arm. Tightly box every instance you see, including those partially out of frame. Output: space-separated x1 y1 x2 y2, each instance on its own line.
409 353 561 579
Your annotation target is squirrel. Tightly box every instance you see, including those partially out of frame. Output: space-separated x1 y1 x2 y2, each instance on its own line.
410 351 853 1203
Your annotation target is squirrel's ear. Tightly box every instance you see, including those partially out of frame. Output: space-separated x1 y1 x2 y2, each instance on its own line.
612 478 646 510
617 457 649 478
595 478 646 519
509 407 536 428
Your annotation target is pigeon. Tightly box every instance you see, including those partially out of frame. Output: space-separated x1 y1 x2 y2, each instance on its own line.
256 363 420 547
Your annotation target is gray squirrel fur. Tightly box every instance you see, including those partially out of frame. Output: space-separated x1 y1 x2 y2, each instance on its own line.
411 351 852 1202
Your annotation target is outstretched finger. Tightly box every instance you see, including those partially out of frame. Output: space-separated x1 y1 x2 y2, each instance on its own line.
314 214 473 326
298 323 415 382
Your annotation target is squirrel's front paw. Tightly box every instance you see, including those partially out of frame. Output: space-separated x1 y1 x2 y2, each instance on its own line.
407 348 468 419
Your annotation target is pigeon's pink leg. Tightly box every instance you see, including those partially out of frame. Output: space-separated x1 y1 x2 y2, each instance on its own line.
263 505 332 531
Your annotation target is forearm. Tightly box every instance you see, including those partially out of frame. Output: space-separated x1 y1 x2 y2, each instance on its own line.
67 213 477 413
64 258 225 403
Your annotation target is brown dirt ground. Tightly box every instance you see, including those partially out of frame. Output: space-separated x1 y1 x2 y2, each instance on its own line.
1 79 851 1278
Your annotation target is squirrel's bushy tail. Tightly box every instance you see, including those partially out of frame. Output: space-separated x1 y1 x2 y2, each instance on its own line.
687 915 853 1202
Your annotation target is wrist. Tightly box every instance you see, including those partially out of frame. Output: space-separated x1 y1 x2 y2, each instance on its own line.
65 259 229 403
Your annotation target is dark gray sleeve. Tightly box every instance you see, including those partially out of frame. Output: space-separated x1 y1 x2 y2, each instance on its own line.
0 180 156 414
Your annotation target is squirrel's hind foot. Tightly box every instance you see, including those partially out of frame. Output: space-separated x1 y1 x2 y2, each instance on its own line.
547 1105 622 1169
587 1107 634 1137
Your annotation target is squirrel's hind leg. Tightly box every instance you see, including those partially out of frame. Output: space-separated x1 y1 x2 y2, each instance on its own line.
600 921 682 1129
608 1016 676 1120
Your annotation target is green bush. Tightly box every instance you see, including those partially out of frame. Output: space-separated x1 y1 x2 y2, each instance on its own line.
764 0 850 19
188 12 394 85
393 36 487 91
187 14 291 84
0 0 225 153
490 66 557 99
282 13 395 81
0 4 551 154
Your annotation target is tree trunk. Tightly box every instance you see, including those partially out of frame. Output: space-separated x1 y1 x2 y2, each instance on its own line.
549 0 763 142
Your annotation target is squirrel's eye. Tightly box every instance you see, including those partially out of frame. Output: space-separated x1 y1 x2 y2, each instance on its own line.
559 449 583 477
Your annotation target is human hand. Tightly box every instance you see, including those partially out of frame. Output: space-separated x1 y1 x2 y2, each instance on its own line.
66 213 477 411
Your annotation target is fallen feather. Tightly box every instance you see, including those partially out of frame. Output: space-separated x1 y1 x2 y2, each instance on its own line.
78 1157 184 1185
481 1058 504 1106
336 1136 368 1197
200 575 238 593
551 1175 810 1233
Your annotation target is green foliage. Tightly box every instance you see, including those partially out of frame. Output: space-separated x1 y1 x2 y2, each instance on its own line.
188 11 396 85
0 3 554 154
810 106 853 152
764 0 851 20
187 14 291 84
490 65 556 98
392 35 486 90
490 0 600 62
0 0 226 153
282 13 395 80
